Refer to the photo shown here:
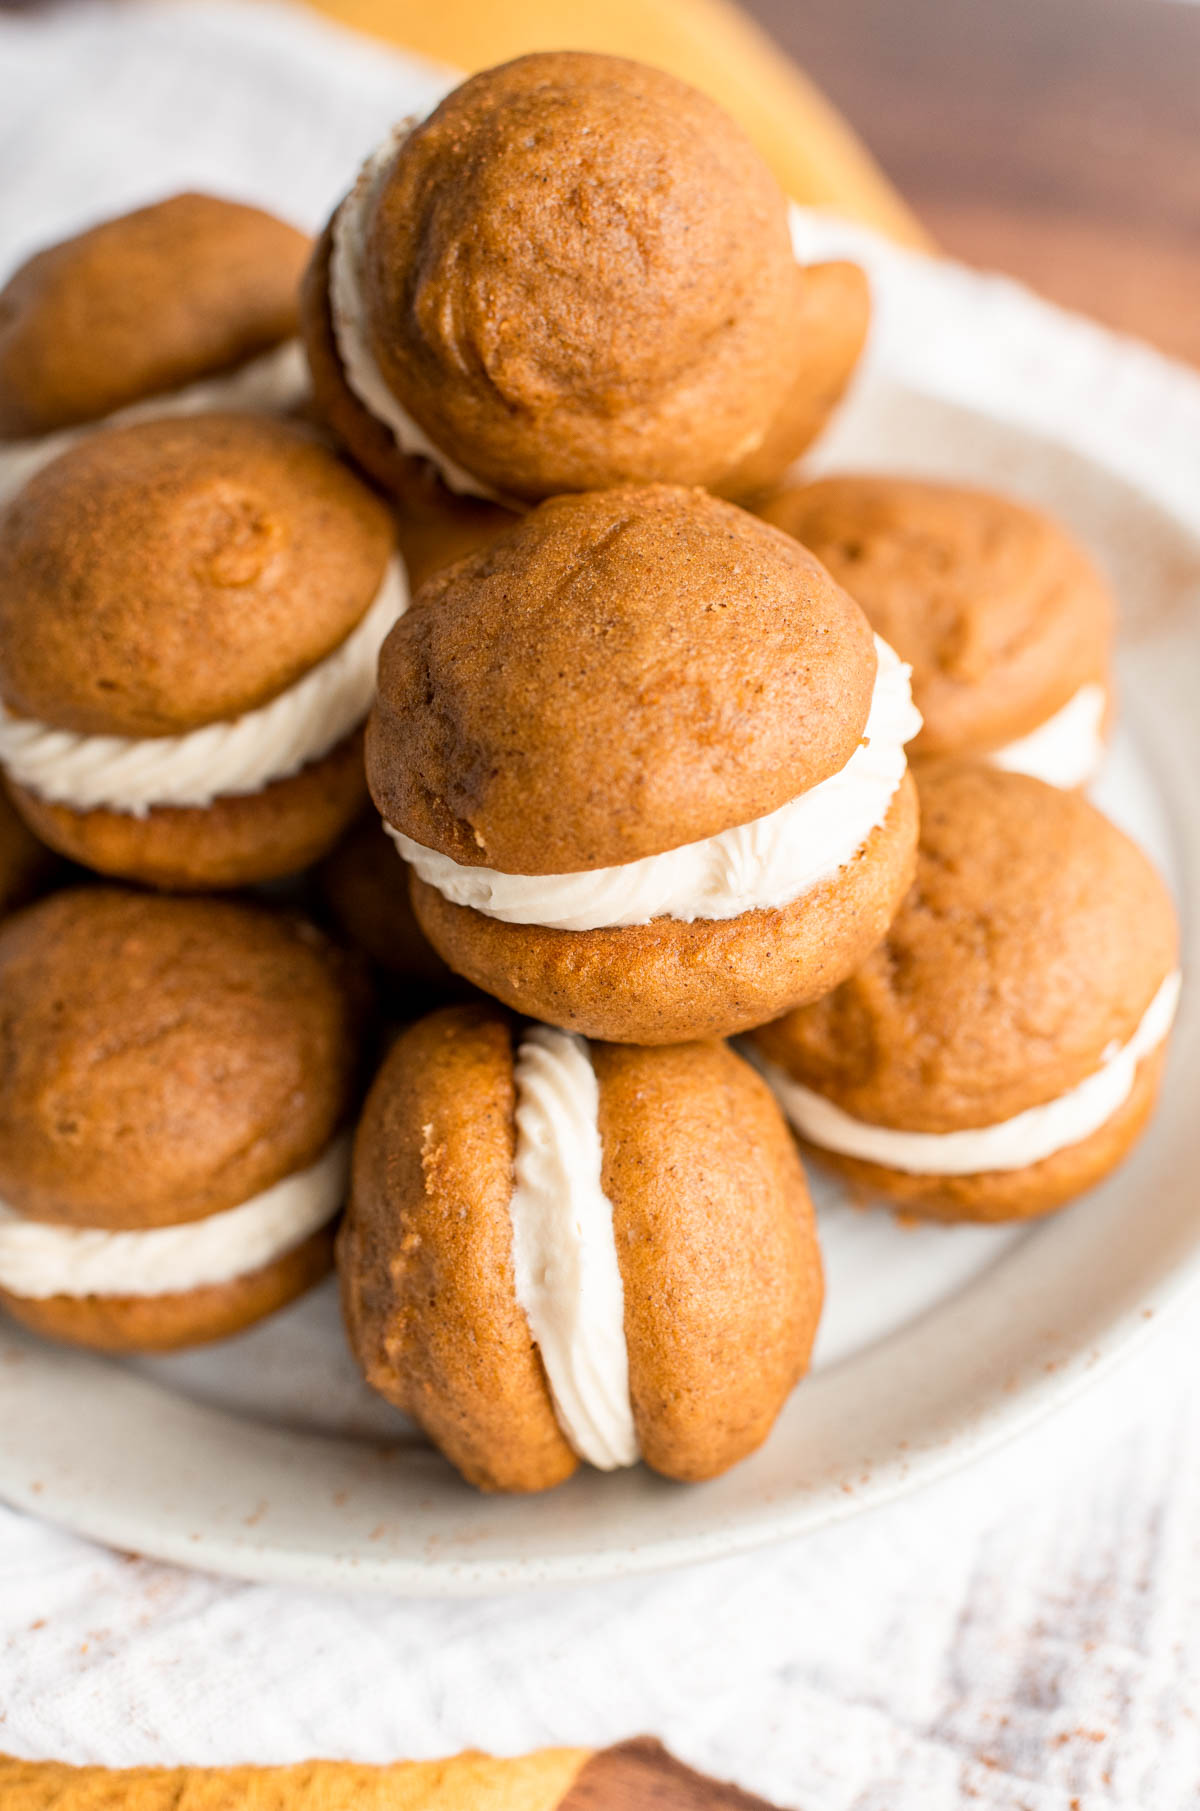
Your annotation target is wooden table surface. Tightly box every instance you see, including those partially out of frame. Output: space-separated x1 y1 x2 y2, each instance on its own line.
746 0 1200 366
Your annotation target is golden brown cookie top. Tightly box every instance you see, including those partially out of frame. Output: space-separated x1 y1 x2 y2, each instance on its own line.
759 475 1114 755
0 413 395 736
352 52 803 501
341 1003 578 1493
0 193 309 440
594 1038 821 1481
0 888 364 1228
752 765 1178 1130
368 484 876 873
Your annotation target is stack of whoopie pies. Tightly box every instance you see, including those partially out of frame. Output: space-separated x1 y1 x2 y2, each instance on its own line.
0 50 1180 1497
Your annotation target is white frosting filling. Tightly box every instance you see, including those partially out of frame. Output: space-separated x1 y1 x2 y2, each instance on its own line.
386 636 921 931
758 970 1180 1177
0 558 407 815
0 1135 350 1301
988 682 1108 790
329 122 500 503
509 1026 639 1471
0 339 310 506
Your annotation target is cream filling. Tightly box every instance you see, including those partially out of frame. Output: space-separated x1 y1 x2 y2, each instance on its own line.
757 970 1180 1177
0 340 309 506
988 682 1108 790
0 558 407 815
386 636 921 931
509 1026 639 1471
329 121 501 503
0 1135 350 1301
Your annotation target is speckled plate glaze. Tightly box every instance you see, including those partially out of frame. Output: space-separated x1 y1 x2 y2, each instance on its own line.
1 218 1197 1594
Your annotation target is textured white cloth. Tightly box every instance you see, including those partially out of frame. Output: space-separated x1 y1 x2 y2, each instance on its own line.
4 1332 1200 1809
2 7 1200 1808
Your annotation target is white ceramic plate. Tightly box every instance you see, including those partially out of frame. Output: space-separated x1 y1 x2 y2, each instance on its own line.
1 223 1198 1595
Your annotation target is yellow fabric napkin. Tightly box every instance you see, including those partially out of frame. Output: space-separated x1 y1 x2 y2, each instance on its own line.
299 0 927 246
0 1750 593 1810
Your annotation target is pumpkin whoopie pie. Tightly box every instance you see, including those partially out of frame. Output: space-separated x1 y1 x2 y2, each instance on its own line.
0 192 310 503
369 484 921 1044
0 411 404 889
0 888 366 1351
748 765 1180 1223
340 1003 823 1491
759 475 1115 788
301 51 868 538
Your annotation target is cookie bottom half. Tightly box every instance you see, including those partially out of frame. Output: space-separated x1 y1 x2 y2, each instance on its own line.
410 771 918 1044
7 730 368 890
0 1224 334 1351
795 1044 1167 1224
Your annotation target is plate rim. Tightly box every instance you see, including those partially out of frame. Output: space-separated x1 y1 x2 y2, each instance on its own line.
2 233 1199 1594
